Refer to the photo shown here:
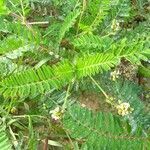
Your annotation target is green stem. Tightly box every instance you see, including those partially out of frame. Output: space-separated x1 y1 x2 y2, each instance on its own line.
20 0 25 23
76 0 87 35
90 76 117 107
62 83 71 110
90 76 108 98
13 115 48 120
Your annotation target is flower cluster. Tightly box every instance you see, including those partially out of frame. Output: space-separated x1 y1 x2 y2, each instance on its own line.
49 51 60 59
110 70 120 81
111 19 120 32
50 107 64 120
116 102 134 116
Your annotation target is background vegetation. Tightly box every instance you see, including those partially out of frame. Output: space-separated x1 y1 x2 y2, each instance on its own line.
0 0 150 149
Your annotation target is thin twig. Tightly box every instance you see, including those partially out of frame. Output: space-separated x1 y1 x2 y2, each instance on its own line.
9 126 18 148
43 138 48 150
13 114 49 120
62 83 71 111
27 21 49 25
90 76 108 98
76 0 87 34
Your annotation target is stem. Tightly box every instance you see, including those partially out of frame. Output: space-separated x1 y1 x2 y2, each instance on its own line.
62 83 71 110
90 76 117 107
43 138 48 150
9 126 18 148
76 0 87 34
90 76 108 98
89 9 101 29
8 0 23 17
27 21 49 25
64 128 74 148
73 0 80 11
13 114 48 120
20 0 25 21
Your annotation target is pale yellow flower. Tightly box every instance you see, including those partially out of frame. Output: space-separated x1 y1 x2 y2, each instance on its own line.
110 70 120 81
55 55 59 59
116 102 134 116
50 107 64 120
49 51 54 55
111 19 120 32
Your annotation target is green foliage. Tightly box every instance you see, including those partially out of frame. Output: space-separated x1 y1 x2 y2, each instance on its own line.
73 34 113 52
76 53 119 78
80 0 111 31
139 65 150 78
0 125 12 150
0 35 35 59
0 60 73 98
1 39 149 98
101 79 150 129
57 9 80 46
0 0 149 149
0 53 119 98
63 104 150 149
0 0 9 15
0 57 26 79
116 39 150 65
